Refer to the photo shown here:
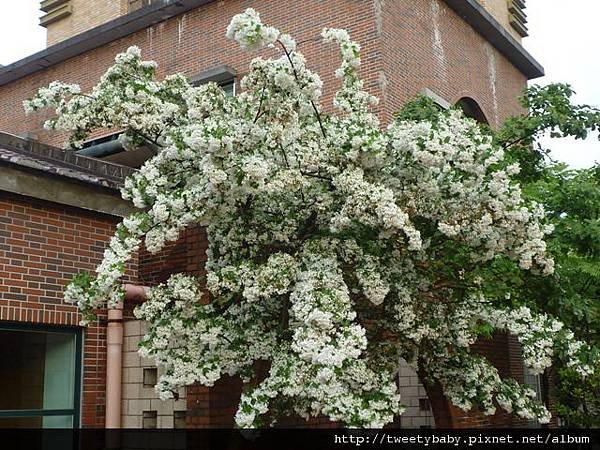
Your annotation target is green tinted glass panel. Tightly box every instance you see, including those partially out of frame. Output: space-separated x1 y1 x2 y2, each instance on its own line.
43 415 73 428
221 81 235 96
0 327 79 429
43 333 76 410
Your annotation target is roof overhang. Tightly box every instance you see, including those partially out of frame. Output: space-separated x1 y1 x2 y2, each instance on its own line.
0 132 136 216
0 0 215 86
443 0 544 79
0 132 135 186
0 164 135 217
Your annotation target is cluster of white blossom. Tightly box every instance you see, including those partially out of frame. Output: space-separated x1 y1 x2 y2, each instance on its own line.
331 168 422 249
135 273 280 399
28 8 598 427
356 255 390 305
428 353 552 423
25 45 185 148
322 28 377 113
386 113 555 275
481 306 593 376
235 252 403 427
23 80 81 114
226 8 279 50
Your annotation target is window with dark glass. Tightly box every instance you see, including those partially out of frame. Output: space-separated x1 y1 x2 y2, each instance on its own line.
190 65 237 96
142 410 157 429
218 79 236 96
0 323 82 428
173 410 187 429
143 367 157 388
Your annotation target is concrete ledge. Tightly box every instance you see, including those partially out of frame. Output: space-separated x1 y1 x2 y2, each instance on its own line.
0 132 136 188
40 0 70 13
40 3 72 28
0 164 136 217
421 88 452 110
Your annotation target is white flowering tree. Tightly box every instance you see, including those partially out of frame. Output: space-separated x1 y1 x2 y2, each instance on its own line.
26 9 597 428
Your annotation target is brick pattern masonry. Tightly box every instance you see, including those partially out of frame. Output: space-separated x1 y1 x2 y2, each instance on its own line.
121 319 187 428
0 191 137 426
1 0 526 148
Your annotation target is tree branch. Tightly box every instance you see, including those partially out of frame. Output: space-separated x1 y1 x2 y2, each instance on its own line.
277 40 327 138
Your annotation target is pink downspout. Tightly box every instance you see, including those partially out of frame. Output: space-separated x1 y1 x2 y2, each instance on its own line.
105 284 149 428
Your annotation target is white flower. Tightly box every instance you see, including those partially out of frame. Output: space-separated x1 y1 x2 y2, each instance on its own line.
226 8 279 50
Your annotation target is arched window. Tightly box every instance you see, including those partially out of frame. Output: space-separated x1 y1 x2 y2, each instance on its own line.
455 97 488 124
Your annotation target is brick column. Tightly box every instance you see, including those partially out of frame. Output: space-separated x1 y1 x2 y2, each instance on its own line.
541 368 560 427
186 377 243 428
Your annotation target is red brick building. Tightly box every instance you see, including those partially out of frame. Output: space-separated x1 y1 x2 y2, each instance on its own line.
0 0 550 429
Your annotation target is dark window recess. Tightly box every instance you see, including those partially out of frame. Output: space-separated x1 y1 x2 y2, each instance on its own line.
142 410 157 429
193 78 235 96
80 132 120 148
456 97 489 124
78 133 123 157
143 368 158 388
173 410 187 429
419 398 431 411
220 80 235 96
190 66 237 96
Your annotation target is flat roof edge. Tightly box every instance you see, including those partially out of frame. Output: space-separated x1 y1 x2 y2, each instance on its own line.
0 0 216 86
443 0 544 79
0 131 136 187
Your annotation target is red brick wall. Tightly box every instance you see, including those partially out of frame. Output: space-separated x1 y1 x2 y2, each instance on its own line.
542 369 560 428
0 0 376 146
379 0 527 126
138 238 187 285
0 0 526 145
449 334 527 428
0 191 137 427
123 229 194 320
